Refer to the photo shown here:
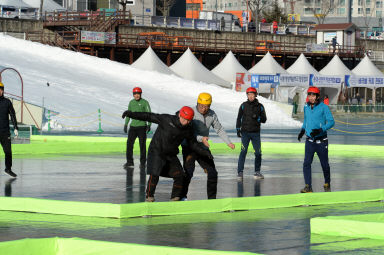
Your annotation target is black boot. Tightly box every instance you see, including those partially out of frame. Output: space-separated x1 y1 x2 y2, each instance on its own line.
300 184 313 193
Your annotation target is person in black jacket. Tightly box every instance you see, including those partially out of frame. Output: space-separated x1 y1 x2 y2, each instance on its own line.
236 87 267 181
0 82 19 178
122 106 213 202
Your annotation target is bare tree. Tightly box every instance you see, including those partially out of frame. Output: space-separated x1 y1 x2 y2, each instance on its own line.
156 0 177 16
361 0 376 38
310 0 336 24
248 0 268 33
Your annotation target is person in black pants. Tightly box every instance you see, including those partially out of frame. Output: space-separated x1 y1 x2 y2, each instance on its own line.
0 81 18 178
122 106 213 202
123 87 151 169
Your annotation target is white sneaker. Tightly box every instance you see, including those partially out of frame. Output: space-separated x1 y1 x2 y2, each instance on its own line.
254 172 264 179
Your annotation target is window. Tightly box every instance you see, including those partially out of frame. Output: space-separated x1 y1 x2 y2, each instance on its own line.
315 0 321 6
305 0 312 3
366 8 371 14
304 7 313 14
366 0 371 5
338 7 346 14
186 3 201 10
358 0 362 5
376 10 382 16
228 2 232 7
358 7 363 14
376 1 382 7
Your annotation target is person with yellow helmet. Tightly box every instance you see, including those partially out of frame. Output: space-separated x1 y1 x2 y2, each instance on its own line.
0 81 19 178
181 92 235 200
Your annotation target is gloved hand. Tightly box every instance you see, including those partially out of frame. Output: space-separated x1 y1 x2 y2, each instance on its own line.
237 130 241 138
14 129 18 137
207 152 214 160
310 128 322 137
124 124 128 133
146 126 151 134
298 129 305 142
122 110 130 119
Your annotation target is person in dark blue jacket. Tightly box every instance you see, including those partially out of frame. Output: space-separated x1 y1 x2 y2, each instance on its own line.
298 86 335 193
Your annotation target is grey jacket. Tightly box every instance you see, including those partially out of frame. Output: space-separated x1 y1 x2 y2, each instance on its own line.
192 106 232 146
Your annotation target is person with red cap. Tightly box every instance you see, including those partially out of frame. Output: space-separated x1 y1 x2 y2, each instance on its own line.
122 106 213 202
236 87 267 181
123 87 151 169
298 86 334 193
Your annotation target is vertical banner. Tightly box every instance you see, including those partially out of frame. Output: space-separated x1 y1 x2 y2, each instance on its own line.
235 72 252 91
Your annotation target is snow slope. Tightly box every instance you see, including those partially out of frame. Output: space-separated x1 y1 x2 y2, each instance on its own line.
0 35 301 131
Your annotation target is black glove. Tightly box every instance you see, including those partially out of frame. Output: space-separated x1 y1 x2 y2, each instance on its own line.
310 128 322 138
237 130 241 138
298 129 305 142
124 124 128 133
207 152 214 160
146 126 151 133
122 110 130 119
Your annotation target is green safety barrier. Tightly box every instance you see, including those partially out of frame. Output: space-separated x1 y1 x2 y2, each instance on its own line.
0 189 383 219
310 234 384 252
311 213 384 240
0 237 261 255
0 135 383 158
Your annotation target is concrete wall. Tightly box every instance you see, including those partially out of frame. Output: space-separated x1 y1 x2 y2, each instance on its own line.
0 18 42 33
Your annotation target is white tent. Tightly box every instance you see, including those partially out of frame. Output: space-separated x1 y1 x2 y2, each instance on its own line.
23 0 66 12
248 52 287 74
287 53 319 75
318 55 351 105
170 48 232 88
352 55 384 76
211 51 248 83
320 54 353 75
131 46 178 76
277 53 319 110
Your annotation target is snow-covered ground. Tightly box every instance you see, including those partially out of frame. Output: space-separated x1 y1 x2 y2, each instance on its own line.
0 34 301 131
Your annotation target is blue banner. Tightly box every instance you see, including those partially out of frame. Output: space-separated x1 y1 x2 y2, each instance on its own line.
309 74 341 86
345 75 384 87
251 74 279 88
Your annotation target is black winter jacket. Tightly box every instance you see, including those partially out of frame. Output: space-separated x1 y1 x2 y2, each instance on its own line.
125 111 212 176
236 99 267 133
0 95 18 135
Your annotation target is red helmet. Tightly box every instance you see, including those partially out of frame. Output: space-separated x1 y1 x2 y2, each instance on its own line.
307 86 320 95
246 87 257 94
179 106 194 121
132 87 142 93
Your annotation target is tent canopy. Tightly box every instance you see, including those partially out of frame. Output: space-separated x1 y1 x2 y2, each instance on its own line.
320 55 353 75
287 53 319 75
248 52 287 74
352 55 384 77
170 48 232 88
131 46 178 76
211 51 248 83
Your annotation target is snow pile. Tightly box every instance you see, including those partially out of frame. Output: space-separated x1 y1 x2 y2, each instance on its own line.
0 35 301 131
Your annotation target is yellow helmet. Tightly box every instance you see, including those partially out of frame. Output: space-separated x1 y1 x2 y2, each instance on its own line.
197 92 212 105
0 81 3 88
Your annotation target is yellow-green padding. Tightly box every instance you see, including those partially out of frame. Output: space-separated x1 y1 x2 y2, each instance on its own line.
0 237 262 255
1 135 382 158
311 213 384 240
0 189 383 219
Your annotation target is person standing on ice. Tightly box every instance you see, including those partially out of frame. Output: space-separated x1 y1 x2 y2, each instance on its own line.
236 87 267 181
180 92 235 200
122 106 213 202
123 87 151 169
297 86 334 193
0 81 19 178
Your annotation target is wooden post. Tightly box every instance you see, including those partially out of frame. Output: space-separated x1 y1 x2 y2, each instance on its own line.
129 50 134 64
110 47 115 61
167 51 171 66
